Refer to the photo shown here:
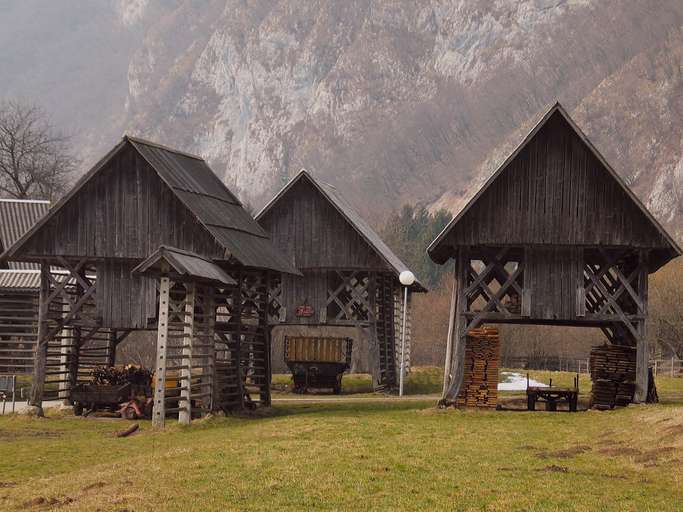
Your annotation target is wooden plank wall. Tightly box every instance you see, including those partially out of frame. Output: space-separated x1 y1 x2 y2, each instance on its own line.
19 145 225 260
524 246 583 321
279 270 328 324
259 178 389 270
96 260 157 329
446 112 671 249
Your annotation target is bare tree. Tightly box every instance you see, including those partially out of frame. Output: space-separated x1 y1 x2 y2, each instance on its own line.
0 99 76 200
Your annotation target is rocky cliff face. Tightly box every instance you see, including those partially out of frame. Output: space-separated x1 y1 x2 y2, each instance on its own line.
1 0 681 240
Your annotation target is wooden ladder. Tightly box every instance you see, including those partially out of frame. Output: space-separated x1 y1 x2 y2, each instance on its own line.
375 273 397 390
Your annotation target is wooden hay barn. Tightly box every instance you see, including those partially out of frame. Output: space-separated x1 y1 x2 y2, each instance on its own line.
428 102 682 405
256 170 426 390
0 199 50 375
0 136 299 426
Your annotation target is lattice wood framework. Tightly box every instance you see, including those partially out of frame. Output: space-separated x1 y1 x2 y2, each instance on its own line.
441 246 650 405
28 260 130 407
316 269 399 389
152 280 217 427
27 259 275 426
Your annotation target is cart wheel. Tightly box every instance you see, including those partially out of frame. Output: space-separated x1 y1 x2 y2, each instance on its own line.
121 406 138 420
73 403 83 416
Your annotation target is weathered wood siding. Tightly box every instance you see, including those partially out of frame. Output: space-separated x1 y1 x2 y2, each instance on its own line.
446 112 671 249
524 247 583 321
279 271 328 324
19 145 224 260
259 178 389 271
96 260 157 329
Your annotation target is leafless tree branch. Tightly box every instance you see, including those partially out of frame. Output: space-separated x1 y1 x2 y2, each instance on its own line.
0 99 77 200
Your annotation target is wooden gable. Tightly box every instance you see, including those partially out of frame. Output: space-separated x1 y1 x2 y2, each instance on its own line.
258 175 389 271
429 105 680 269
14 143 224 261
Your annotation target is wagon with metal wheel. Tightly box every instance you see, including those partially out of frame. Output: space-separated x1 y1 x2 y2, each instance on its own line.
284 336 353 394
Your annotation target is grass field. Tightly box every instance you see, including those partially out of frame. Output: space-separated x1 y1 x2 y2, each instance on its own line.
1 371 682 511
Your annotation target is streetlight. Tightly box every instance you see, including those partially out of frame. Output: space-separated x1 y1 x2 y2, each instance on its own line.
398 270 415 397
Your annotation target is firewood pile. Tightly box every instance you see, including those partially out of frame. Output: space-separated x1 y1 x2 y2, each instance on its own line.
92 365 152 387
456 327 500 408
589 345 636 409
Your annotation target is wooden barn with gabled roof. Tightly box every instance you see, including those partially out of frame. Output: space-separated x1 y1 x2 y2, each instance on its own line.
428 102 681 405
1 135 299 426
256 169 426 391
0 198 50 374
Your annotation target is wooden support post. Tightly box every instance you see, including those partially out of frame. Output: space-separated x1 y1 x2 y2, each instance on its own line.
58 307 73 406
261 273 272 406
205 288 217 411
67 325 81 398
106 330 117 367
442 249 469 404
634 250 649 403
179 282 195 425
152 276 171 428
441 259 458 398
29 264 51 414
367 272 381 390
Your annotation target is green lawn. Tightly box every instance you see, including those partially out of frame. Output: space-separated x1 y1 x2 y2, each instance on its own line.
1 397 682 510
2 370 681 510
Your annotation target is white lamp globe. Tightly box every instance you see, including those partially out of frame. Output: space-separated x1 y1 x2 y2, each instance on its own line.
399 270 415 287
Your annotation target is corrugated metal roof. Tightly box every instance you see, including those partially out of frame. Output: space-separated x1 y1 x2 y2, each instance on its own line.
256 170 427 291
128 137 299 274
0 270 40 290
0 199 49 270
132 246 237 286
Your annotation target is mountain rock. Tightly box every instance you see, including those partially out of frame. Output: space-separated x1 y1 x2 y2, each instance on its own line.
1 0 681 240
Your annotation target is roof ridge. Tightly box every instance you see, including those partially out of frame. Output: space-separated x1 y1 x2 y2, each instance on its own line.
124 134 205 161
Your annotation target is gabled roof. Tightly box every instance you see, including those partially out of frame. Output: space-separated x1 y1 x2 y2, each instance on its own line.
427 102 682 265
256 169 426 291
0 199 49 270
132 245 237 286
1 136 300 275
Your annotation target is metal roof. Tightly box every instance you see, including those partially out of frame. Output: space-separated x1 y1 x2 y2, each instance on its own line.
427 102 683 265
0 270 40 290
256 170 427 292
0 199 49 270
1 136 300 276
132 246 237 286
0 269 76 291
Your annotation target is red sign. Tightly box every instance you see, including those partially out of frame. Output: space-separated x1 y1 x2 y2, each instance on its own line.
296 304 315 317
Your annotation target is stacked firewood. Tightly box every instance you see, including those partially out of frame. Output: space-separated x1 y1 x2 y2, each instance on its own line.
92 365 152 386
589 345 637 409
456 327 500 408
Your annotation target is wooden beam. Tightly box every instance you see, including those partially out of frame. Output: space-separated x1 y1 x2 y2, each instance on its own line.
179 282 195 425
634 250 649 403
441 259 458 397
442 248 469 404
28 264 51 414
152 276 171 428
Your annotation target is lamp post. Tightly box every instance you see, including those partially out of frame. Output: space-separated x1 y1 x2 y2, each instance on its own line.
398 270 415 397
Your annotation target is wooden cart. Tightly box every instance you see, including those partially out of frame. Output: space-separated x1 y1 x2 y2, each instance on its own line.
284 336 353 394
526 374 579 412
